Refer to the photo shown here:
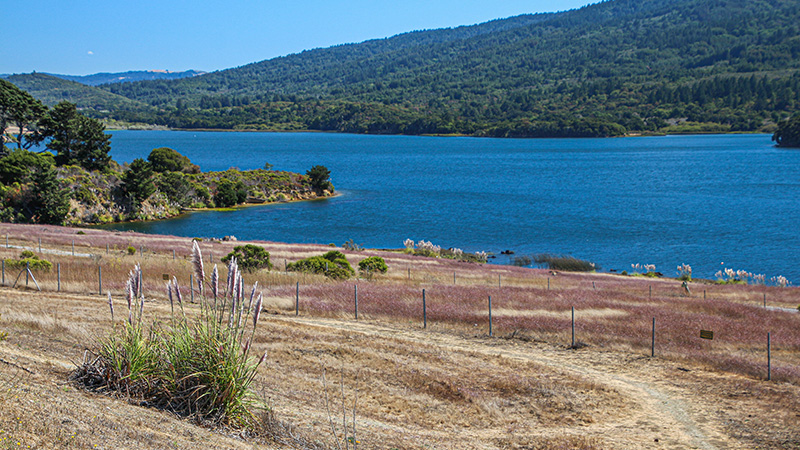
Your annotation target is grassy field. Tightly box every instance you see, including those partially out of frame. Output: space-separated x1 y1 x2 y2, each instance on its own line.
0 223 798 449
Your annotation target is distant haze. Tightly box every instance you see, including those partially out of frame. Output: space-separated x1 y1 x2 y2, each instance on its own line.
0 0 595 75
42 70 207 86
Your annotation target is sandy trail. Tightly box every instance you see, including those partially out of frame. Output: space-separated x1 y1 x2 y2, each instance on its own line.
275 315 741 449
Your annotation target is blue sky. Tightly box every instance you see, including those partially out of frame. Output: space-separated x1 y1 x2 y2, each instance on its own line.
2 1 595 76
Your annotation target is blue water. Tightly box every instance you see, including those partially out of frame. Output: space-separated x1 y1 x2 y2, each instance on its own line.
100 130 800 282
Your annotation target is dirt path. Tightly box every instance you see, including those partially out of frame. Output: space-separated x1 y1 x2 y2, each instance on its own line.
275 315 742 449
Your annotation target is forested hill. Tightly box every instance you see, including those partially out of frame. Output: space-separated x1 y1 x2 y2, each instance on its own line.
44 70 206 86
12 0 800 137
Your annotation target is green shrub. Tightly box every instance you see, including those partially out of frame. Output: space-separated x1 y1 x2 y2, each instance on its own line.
221 244 272 273
358 256 388 275
5 251 52 271
127 246 136 255
533 254 599 272
288 251 355 280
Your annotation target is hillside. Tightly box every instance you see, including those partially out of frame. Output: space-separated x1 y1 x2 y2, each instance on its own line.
0 223 798 449
9 0 800 136
5 73 153 114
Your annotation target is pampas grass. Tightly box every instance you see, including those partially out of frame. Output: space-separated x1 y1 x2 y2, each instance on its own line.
73 242 269 429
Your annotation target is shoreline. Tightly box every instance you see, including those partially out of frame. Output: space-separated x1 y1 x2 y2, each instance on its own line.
104 125 774 139
88 191 340 228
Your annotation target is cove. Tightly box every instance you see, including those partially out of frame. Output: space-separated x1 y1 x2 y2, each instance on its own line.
99 130 800 282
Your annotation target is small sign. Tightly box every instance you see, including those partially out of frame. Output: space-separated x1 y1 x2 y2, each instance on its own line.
162 274 170 281
700 330 714 340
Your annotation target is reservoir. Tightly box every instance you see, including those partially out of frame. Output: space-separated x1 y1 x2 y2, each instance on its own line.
101 131 800 282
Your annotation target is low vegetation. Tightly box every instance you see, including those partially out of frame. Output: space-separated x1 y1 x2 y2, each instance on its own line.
288 250 355 280
3 250 52 271
403 239 488 263
534 254 598 272
358 256 388 276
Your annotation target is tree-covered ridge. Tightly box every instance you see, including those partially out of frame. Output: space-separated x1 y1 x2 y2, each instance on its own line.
9 0 800 137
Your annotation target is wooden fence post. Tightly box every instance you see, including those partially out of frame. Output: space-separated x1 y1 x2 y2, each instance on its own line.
57 263 61 292
190 273 194 303
767 332 772 381
651 317 656 357
354 284 358 320
1 259 4 285
98 265 102 295
571 306 575 348
488 295 493 337
423 289 427 329
25 261 29 287
38 237 41 253
72 240 75 256
295 281 299 316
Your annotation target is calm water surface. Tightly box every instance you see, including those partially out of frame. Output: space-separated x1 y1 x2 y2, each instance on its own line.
101 131 800 282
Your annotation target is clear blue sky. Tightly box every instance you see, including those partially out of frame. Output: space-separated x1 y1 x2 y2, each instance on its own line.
2 0 595 76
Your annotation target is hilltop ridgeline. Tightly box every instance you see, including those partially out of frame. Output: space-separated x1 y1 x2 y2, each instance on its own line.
7 0 800 137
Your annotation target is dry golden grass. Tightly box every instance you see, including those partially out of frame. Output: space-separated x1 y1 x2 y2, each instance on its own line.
1 223 799 449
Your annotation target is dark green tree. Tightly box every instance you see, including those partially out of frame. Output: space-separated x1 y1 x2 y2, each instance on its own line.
122 158 156 208
156 171 191 206
0 149 54 184
0 80 46 153
773 115 800 148
39 101 112 171
221 244 272 272
147 147 200 173
306 165 332 192
29 165 71 225
214 179 247 207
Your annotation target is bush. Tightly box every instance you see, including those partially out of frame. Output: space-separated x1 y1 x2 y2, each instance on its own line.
221 244 272 273
127 246 136 255
288 251 355 279
4 251 52 271
358 256 388 275
533 254 599 272
73 252 268 429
